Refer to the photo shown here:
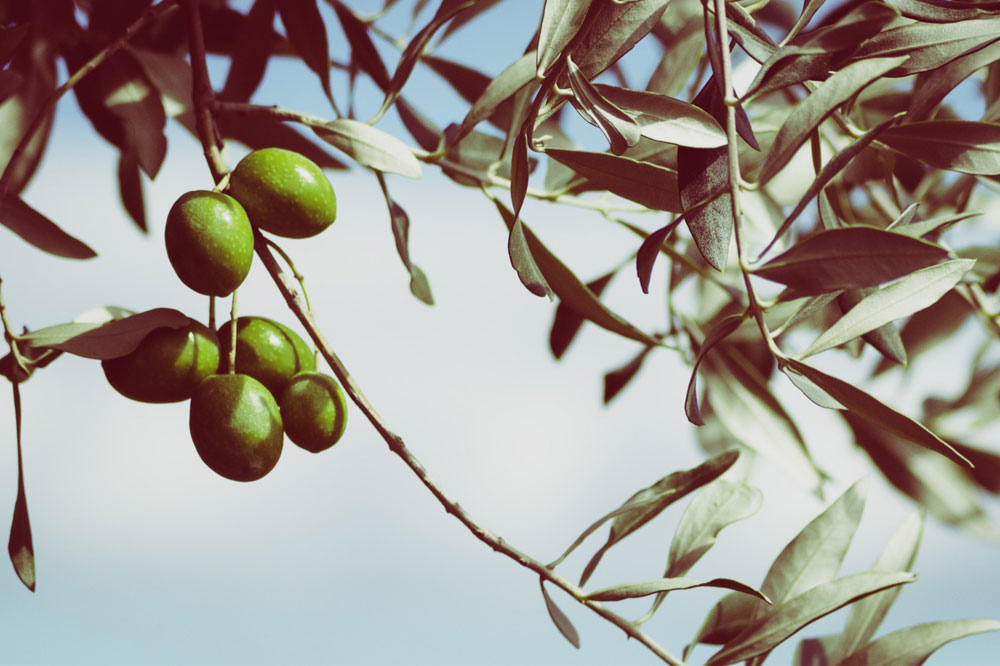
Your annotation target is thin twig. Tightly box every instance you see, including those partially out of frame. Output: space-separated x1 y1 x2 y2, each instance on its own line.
712 0 783 361
0 0 181 195
183 0 226 184
213 101 654 215
253 232 685 666
186 9 684 665
0 277 29 374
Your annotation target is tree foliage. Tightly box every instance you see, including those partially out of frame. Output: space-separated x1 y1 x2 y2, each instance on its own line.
2 0 1000 662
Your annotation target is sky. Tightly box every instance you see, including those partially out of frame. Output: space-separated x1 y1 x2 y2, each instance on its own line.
0 1 999 664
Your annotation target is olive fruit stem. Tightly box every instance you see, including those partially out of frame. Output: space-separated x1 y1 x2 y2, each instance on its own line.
208 296 216 331
0 0 181 196
228 289 238 375
263 237 314 316
0 277 29 376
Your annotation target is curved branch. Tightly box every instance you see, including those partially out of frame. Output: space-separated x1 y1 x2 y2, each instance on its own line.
183 6 684 665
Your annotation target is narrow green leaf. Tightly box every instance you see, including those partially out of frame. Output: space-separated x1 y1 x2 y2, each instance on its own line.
20 308 190 359
705 572 917 666
754 227 949 291
842 619 1000 666
835 510 924 661
907 40 1000 121
550 271 615 359
540 580 581 649
836 288 907 366
219 0 276 102
596 85 726 148
762 114 902 257
640 479 762 624
0 195 96 259
511 130 529 218
569 0 669 80
508 215 553 299
793 635 840 666
548 450 739 571
783 359 971 466
313 119 421 177
685 315 743 426
374 1 475 121
879 121 1000 175
667 480 763 578
117 150 146 233
760 480 868 607
678 77 734 271
586 576 769 603
566 59 641 155
852 18 1000 75
376 173 434 305
688 592 762 653
887 0 1000 22
603 345 652 404
538 0 593 76
546 148 680 211
277 0 333 102
704 354 823 492
456 53 535 142
8 384 34 591
332 0 391 90
759 56 906 183
780 365 843 409
803 260 974 357
494 201 659 345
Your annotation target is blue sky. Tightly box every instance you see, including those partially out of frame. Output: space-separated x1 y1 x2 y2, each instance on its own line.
0 1 999 664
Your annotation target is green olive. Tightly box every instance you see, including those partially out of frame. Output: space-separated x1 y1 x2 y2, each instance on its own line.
189 374 283 482
279 372 347 453
217 316 316 396
102 320 219 403
164 190 254 297
228 148 337 239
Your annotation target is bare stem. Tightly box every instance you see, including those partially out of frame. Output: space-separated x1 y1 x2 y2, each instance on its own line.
212 101 653 215
711 0 782 361
0 277 28 374
183 0 226 184
185 14 684 663
0 0 181 195
228 288 238 373
253 232 684 665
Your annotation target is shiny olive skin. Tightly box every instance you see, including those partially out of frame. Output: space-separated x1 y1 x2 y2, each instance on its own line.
189 374 283 482
228 148 337 239
164 190 254 297
279 372 347 453
102 320 219 403
217 316 316 396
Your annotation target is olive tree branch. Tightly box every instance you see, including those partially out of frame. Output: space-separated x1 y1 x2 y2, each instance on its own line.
211 100 654 215
182 0 226 184
182 14 685 664
711 0 784 362
0 0 181 196
252 232 686 666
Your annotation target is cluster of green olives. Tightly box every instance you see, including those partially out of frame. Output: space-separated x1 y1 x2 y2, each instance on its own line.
102 148 347 482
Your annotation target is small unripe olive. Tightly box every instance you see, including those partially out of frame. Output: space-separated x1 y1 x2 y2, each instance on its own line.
279 372 347 453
